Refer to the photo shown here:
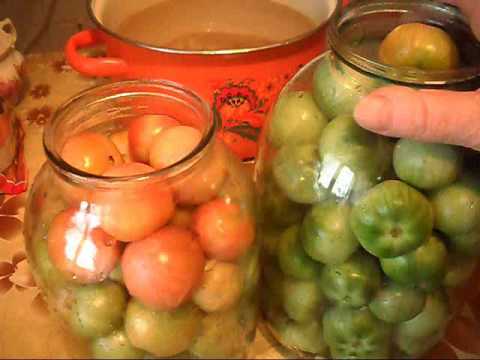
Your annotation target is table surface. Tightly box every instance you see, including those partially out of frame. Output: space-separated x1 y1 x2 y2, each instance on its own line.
0 51 479 359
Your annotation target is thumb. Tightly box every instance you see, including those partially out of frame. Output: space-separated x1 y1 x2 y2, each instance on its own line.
354 85 480 150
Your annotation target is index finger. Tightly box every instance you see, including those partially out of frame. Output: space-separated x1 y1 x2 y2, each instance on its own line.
354 86 480 151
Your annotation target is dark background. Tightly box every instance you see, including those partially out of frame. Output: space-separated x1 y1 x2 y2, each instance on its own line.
0 0 94 53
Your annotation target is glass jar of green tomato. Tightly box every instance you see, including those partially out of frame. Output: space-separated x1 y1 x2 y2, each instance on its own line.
24 81 259 359
255 1 480 359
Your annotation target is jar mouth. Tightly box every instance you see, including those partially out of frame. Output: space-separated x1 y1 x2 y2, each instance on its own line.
328 0 480 86
43 80 217 188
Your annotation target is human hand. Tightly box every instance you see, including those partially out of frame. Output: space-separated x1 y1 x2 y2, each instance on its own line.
354 1 480 151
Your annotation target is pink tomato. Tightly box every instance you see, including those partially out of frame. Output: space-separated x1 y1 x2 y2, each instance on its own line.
61 132 123 175
121 225 205 310
128 114 179 163
56 176 91 206
193 199 255 261
47 207 121 283
93 163 175 242
110 130 132 163
174 141 228 205
170 208 194 228
149 126 202 169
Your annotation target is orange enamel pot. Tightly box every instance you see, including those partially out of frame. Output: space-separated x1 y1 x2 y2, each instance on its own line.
65 0 344 160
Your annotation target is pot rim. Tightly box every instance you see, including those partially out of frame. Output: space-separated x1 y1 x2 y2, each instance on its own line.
87 0 342 56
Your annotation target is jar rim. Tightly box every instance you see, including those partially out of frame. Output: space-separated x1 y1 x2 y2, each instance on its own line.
43 79 217 187
328 0 480 86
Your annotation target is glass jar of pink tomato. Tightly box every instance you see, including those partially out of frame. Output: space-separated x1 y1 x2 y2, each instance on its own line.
24 81 259 359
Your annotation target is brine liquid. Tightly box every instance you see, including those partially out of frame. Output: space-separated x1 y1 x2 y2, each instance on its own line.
115 0 316 50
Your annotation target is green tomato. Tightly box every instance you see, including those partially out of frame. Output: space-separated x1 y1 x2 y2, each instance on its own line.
109 264 123 284
380 235 448 290
369 283 426 323
261 179 305 227
449 227 480 256
313 52 387 120
317 115 392 202
444 255 478 288
69 281 127 339
301 200 358 265
394 291 449 339
272 144 328 204
379 23 460 70
125 299 202 358
262 285 288 329
393 139 462 190
323 306 392 359
268 91 328 148
91 329 145 359
190 308 248 358
320 252 381 308
394 329 444 358
431 179 480 236
350 180 433 258
277 225 322 280
282 277 324 323
31 238 67 291
275 320 327 355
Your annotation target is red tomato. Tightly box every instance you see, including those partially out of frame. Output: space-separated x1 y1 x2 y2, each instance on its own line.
174 141 228 205
61 132 123 175
56 176 91 206
193 199 255 261
93 162 175 242
170 208 194 228
128 114 179 163
121 225 205 310
47 207 121 283
149 126 202 169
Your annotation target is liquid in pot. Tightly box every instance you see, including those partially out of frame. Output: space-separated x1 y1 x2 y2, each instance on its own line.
115 0 316 50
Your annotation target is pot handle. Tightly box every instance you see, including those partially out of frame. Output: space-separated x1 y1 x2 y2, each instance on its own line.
65 29 128 78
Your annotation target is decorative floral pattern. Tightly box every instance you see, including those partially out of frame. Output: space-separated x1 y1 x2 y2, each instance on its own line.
211 71 298 160
51 58 71 73
29 84 50 99
26 105 52 126
0 251 35 293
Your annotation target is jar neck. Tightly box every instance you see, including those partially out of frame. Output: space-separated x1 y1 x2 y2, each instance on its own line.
44 80 217 189
328 0 480 87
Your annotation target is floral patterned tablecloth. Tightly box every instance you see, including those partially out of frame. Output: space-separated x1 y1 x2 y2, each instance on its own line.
0 51 479 359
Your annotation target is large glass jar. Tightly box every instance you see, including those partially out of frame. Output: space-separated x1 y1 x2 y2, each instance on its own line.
256 1 480 359
24 81 259 359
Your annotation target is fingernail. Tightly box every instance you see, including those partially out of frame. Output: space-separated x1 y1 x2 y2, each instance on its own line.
354 95 391 132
